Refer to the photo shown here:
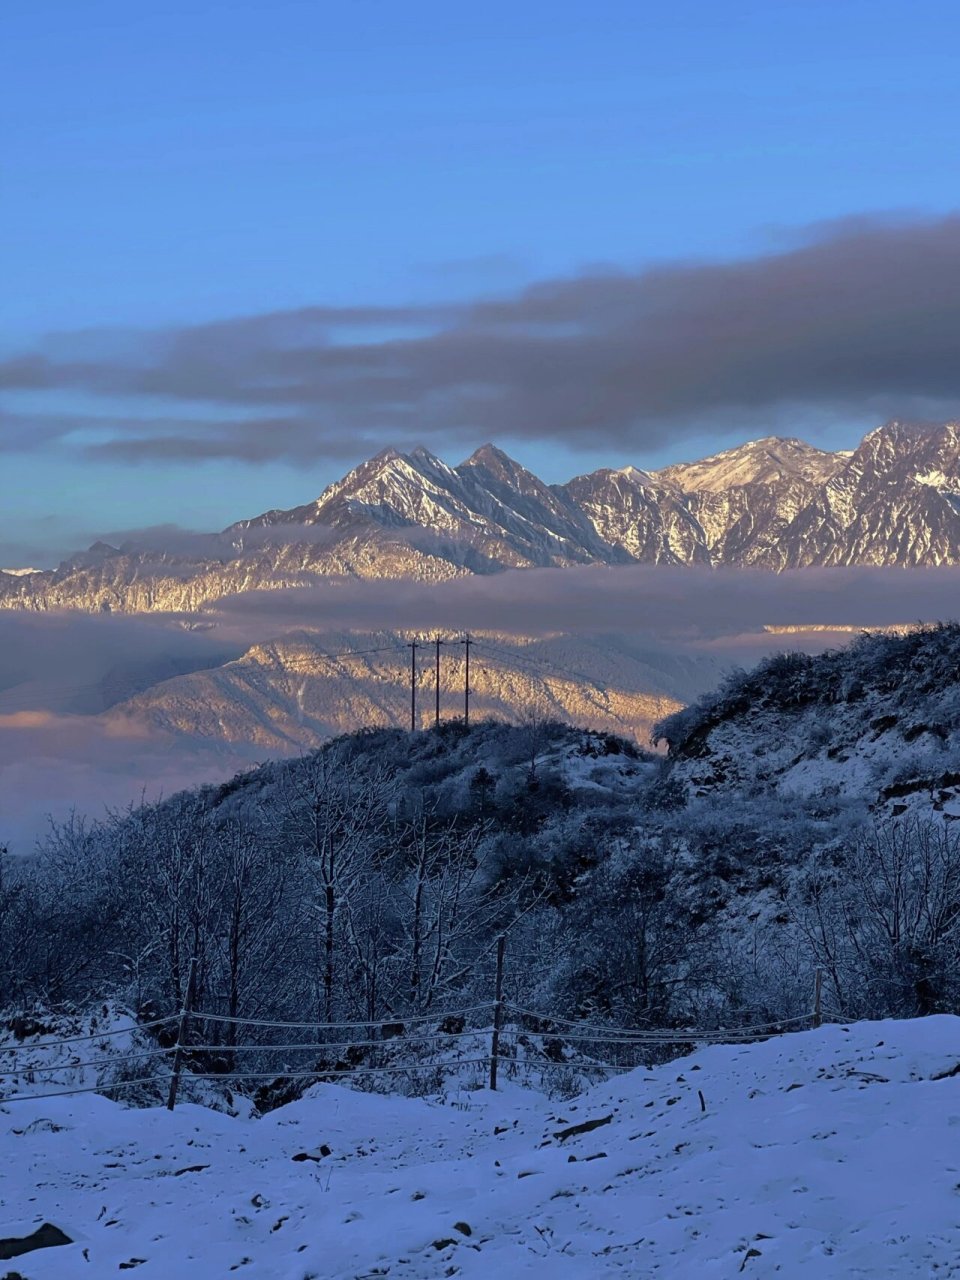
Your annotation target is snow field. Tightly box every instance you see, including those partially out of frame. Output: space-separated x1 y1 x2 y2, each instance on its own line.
3 1016 960 1278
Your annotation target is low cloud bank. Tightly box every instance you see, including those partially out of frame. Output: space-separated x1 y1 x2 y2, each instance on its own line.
209 563 960 639
0 612 253 850
0 611 240 715
0 712 256 853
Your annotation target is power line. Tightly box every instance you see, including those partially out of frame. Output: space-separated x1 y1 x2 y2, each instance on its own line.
470 638 595 687
314 643 409 662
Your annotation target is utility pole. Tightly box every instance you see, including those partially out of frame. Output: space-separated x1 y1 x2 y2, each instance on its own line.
434 635 444 728
489 934 506 1091
813 967 823 1029
407 641 419 732
461 633 471 725
167 954 198 1111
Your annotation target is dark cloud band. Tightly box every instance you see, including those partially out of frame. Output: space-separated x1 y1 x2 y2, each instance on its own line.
5 214 960 462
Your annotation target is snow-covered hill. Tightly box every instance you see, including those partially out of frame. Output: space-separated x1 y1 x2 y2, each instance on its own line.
656 623 960 819
4 1016 959 1278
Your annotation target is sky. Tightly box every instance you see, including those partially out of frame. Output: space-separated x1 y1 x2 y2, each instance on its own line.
5 0 960 563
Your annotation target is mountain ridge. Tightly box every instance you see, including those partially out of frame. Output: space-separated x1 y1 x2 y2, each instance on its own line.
6 420 960 613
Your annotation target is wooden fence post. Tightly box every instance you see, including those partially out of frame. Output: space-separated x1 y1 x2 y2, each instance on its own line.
166 955 198 1112
489 934 506 1091
812 967 823 1029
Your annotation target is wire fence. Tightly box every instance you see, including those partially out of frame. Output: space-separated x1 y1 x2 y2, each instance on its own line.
0 988 830 1106
0 1013 177 1051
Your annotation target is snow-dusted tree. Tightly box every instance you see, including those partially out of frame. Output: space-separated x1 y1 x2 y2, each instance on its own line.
795 816 960 1017
549 835 713 1028
338 861 400 1023
516 698 553 783
392 806 500 1013
272 750 397 1025
140 799 226 1011
0 841 31 1008
208 816 298 1059
26 813 133 1003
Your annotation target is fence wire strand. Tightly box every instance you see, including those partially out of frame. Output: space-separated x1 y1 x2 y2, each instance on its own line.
182 1058 491 1083
196 1003 494 1031
160 1029 487 1055
0 1015 177 1053
1 1076 169 1102
0 1046 174 1077
506 1004 810 1039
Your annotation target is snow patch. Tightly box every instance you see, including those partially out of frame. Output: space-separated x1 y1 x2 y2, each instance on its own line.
3 1017 959 1277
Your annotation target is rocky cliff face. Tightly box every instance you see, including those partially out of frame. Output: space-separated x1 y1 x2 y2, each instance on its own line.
6 421 960 614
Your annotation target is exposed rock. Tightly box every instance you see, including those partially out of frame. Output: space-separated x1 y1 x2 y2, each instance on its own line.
553 1113 614 1141
0 1223 72 1261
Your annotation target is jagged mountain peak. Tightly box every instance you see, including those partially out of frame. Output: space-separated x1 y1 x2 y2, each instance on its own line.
615 464 656 485
462 442 503 463
230 446 438 533
407 443 456 473
655 435 845 493
565 463 656 489
366 444 404 464
837 422 960 498
328 444 415 488
458 442 539 486
308 446 452 515
864 418 958 441
461 442 520 467
60 540 122 571
323 445 414 495
856 419 960 459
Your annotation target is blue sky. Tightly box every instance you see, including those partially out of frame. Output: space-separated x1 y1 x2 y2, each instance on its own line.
4 0 960 562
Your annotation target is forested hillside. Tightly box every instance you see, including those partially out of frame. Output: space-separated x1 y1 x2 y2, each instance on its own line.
6 626 960 1103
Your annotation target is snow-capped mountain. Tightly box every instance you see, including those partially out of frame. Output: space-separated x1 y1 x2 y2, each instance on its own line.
234 442 625 569
7 420 960 613
656 435 848 492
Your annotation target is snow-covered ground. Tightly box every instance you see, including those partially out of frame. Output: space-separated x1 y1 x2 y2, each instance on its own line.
3 1017 960 1278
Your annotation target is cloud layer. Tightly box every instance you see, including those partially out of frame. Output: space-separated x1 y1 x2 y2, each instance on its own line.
6 215 960 463
0 612 255 850
209 563 960 639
